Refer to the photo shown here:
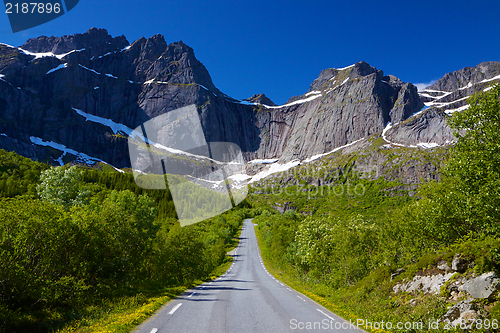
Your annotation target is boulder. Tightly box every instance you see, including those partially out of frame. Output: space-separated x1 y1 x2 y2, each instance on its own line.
437 260 452 272
393 272 455 294
440 300 479 327
460 272 500 299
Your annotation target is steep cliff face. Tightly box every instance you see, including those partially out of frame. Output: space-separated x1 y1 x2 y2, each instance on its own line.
384 61 500 148
427 61 500 92
20 27 129 57
248 62 423 162
0 28 258 167
0 28 427 168
3 28 495 173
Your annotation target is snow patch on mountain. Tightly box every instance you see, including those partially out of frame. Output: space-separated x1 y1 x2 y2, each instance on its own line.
78 64 100 75
336 64 355 71
73 108 134 136
29 136 123 171
241 93 323 109
303 138 365 163
249 160 301 183
248 158 279 164
46 63 68 75
445 104 470 115
20 48 86 61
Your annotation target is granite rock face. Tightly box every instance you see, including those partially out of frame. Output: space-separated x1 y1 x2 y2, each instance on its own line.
461 272 500 299
244 94 276 106
250 61 423 162
427 61 500 92
0 28 259 166
390 83 423 124
0 29 427 167
1 28 497 169
441 300 478 326
384 61 500 149
20 27 129 55
385 108 456 146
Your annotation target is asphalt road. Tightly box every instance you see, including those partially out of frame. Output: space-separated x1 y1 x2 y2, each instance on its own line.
134 219 364 333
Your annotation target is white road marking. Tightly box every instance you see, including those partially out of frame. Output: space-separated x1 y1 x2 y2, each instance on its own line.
201 286 205 289
169 303 182 315
287 288 292 291
317 308 336 321
188 292 196 298
150 329 158 333
297 295 305 301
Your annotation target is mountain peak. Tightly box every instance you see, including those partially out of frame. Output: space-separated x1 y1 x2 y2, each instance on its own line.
244 94 277 106
20 27 129 55
351 61 380 78
308 61 382 92
427 61 500 92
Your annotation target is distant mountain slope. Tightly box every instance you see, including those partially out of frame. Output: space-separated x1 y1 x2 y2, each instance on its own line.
384 61 500 148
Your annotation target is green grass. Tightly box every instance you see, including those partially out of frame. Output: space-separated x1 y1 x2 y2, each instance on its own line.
55 286 190 333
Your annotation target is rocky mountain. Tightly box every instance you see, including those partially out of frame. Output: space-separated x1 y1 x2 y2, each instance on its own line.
0 28 499 184
384 61 500 148
244 94 276 106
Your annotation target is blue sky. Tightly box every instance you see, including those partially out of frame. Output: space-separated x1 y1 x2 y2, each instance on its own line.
1 0 499 104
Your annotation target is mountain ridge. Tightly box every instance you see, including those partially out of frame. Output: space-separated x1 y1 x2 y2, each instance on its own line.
0 28 499 183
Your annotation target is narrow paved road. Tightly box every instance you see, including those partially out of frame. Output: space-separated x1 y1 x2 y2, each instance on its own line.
134 219 364 333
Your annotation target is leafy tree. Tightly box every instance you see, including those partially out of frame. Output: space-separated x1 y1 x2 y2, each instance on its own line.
36 166 91 208
0 146 250 331
387 84 500 259
292 215 378 287
0 149 48 197
0 197 88 308
445 83 500 234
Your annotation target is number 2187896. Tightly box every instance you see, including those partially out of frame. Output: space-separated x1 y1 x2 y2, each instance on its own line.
5 2 61 14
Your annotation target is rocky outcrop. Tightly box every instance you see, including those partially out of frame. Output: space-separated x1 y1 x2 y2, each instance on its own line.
245 94 276 106
393 272 455 294
385 108 456 146
251 61 423 162
441 300 479 327
427 61 500 92
461 272 500 299
452 254 469 273
393 256 500 328
0 28 260 167
383 61 500 149
20 27 128 55
272 202 297 214
390 83 424 124
250 137 445 192
394 270 499 299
